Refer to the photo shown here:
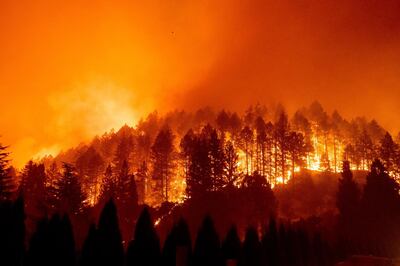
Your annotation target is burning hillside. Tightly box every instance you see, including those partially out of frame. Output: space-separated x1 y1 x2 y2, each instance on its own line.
33 102 397 208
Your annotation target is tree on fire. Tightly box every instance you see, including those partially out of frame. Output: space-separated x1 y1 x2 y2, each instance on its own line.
151 126 176 202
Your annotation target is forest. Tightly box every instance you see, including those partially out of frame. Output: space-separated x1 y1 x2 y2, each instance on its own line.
1 102 400 265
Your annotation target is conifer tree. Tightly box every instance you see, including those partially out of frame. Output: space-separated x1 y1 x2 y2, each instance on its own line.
151 127 176 202
56 163 86 215
0 143 15 202
127 207 161 266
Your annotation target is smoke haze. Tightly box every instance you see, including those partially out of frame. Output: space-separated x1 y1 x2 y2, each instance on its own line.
1 0 400 166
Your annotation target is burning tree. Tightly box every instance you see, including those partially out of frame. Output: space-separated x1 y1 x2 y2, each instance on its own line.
151 126 176 202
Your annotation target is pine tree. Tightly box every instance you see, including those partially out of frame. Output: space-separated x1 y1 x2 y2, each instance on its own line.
209 129 225 190
0 143 15 202
151 127 176 202
99 164 116 204
193 216 221 266
221 226 241 264
127 207 161 266
274 113 290 182
186 133 212 198
20 161 47 218
239 126 254 175
56 163 86 215
261 217 278 266
136 161 149 204
360 159 400 256
287 131 307 178
97 200 124 266
379 132 398 173
336 161 359 257
224 141 239 186
162 218 192 266
241 227 262 266
76 146 105 204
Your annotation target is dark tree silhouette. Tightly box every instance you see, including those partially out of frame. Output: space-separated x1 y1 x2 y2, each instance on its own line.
261 217 278 266
185 132 212 198
286 131 307 178
379 132 398 173
114 131 134 172
162 218 192 266
127 207 161 266
239 126 254 175
241 172 277 226
216 110 230 133
151 127 176 202
0 143 15 202
240 226 262 266
0 196 25 266
75 146 105 203
208 129 225 190
26 214 75 266
274 112 290 182
193 216 222 266
19 161 47 219
223 141 239 186
80 224 98 266
221 226 241 264
99 199 125 266
99 164 116 206
336 161 360 257
360 159 400 256
56 163 86 215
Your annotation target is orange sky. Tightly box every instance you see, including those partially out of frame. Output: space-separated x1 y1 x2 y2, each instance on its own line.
1 0 400 167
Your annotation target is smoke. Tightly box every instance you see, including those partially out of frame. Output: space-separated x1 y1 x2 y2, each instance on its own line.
2 0 400 167
162 0 400 132
11 81 146 167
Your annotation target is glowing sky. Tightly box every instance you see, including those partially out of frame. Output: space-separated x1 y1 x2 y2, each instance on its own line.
1 0 400 167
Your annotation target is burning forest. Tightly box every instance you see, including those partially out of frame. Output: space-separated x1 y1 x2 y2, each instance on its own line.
2 103 400 265
3 0 400 265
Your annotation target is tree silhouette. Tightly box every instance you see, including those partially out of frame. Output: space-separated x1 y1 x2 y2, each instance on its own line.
80 224 98 266
221 226 241 264
162 218 192 266
379 132 398 173
239 126 254 175
261 217 278 266
127 207 161 266
99 199 124 266
19 161 47 219
287 131 307 178
360 159 400 256
151 127 176 202
26 214 75 266
0 143 15 202
240 226 262 266
193 216 222 266
208 129 225 190
241 172 276 226
56 163 86 215
223 141 239 186
336 161 360 257
185 131 212 198
76 146 105 204
274 113 290 182
0 196 25 266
